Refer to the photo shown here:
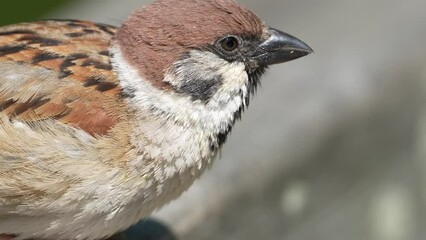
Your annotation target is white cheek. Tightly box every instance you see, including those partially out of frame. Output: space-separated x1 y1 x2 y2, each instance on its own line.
110 46 247 135
211 61 248 104
219 62 248 93
171 50 248 108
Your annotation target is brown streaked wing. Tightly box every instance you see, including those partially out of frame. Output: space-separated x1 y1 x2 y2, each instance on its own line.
0 20 125 136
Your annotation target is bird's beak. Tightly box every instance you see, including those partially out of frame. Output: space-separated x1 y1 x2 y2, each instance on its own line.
252 27 313 66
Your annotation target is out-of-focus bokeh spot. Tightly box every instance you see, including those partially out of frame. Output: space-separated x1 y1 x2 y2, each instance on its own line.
280 181 310 217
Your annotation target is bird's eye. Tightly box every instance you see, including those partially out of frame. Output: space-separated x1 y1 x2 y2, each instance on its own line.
220 36 239 51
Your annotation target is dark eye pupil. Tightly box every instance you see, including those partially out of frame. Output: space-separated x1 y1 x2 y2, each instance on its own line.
221 37 239 51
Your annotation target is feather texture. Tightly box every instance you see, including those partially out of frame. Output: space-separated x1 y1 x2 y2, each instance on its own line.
0 20 123 136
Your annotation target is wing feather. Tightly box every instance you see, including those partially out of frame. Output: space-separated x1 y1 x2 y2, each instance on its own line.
0 20 124 136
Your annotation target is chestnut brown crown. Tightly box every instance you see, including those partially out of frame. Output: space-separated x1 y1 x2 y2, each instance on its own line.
116 0 265 88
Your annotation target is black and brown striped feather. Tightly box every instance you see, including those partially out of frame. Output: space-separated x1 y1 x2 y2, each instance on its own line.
0 20 125 136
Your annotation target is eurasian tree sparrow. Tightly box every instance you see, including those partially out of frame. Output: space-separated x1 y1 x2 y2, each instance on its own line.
0 0 312 239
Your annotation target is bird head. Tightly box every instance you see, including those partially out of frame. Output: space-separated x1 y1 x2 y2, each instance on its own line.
112 0 312 144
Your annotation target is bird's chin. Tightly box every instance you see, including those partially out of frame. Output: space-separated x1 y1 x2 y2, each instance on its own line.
243 66 267 107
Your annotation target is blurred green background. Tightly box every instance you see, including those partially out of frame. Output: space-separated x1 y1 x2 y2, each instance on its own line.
0 1 73 26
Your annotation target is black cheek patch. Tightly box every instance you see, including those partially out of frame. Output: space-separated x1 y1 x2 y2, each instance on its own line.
178 75 223 102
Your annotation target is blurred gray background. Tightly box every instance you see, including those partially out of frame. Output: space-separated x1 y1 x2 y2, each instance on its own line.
5 0 426 239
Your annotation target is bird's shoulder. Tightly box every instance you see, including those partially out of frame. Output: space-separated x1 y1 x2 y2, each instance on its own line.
0 20 125 136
